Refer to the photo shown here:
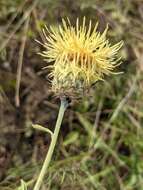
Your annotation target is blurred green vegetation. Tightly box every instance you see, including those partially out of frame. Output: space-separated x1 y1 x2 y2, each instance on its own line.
0 0 143 190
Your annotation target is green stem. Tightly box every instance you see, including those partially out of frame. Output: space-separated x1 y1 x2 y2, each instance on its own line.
33 98 68 190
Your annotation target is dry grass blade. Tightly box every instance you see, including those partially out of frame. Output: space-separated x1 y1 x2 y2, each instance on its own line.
0 0 38 52
15 17 30 107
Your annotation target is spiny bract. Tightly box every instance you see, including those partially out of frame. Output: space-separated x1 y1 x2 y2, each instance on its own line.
39 18 123 98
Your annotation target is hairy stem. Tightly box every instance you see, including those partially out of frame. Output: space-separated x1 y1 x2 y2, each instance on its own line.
33 98 68 190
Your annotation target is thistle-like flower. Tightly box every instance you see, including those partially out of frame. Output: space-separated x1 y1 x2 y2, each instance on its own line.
39 18 123 98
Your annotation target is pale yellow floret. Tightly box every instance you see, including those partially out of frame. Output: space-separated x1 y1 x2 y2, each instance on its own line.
39 18 123 97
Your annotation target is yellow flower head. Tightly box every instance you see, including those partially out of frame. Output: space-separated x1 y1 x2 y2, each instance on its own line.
39 18 123 98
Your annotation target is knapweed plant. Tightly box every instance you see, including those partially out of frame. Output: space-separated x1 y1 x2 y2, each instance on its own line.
32 18 123 190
